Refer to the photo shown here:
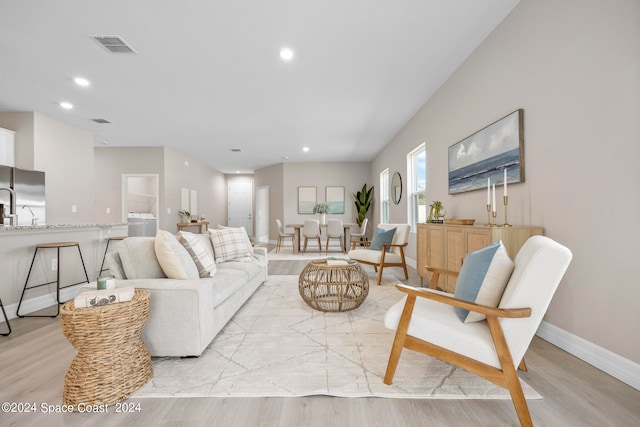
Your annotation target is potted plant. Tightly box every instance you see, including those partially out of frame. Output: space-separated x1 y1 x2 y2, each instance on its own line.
313 203 331 224
179 210 192 223
427 201 444 223
353 184 373 227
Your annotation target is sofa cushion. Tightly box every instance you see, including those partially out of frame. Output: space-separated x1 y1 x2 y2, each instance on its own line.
209 227 252 263
155 230 200 280
177 231 217 278
118 237 166 279
105 251 126 279
454 241 514 323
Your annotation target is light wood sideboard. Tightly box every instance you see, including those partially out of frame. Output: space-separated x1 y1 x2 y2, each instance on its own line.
416 223 543 293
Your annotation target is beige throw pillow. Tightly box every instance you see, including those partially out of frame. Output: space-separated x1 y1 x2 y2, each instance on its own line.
209 227 252 263
155 230 199 280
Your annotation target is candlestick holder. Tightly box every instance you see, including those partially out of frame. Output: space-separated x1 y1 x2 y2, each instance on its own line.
485 204 491 226
492 210 497 227
503 196 512 227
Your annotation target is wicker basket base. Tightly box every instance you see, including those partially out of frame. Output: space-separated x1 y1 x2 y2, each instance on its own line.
299 259 369 312
61 289 153 410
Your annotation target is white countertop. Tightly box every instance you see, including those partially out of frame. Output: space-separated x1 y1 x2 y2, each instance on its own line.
0 222 127 232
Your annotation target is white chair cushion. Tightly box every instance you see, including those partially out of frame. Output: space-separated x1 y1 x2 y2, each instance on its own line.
155 230 200 280
385 293 501 369
348 248 402 264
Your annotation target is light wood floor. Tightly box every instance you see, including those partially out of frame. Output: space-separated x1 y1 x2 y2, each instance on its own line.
1 259 639 427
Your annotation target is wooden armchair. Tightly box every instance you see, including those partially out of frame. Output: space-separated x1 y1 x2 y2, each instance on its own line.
347 223 410 286
383 236 572 427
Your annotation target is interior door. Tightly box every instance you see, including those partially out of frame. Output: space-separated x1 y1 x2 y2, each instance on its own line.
228 180 253 236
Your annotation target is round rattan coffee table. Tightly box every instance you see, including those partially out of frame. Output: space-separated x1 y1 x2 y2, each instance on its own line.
299 258 369 312
61 289 152 410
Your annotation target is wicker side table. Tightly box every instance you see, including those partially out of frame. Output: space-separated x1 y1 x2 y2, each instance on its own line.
299 259 369 312
61 289 152 410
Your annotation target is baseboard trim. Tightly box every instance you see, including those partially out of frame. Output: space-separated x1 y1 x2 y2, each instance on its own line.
537 321 640 391
0 285 83 320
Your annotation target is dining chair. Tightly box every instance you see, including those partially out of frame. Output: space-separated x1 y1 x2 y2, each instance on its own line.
349 218 368 247
325 219 345 254
302 220 322 253
275 219 294 253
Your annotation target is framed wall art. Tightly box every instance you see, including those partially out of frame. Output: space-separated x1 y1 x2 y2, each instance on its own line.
325 186 345 214
448 109 524 194
298 186 317 214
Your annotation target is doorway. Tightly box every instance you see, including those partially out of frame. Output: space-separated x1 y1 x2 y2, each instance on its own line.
228 180 253 236
122 174 159 235
255 186 269 244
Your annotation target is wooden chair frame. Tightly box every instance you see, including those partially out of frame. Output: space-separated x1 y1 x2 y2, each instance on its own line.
350 240 409 286
384 266 533 427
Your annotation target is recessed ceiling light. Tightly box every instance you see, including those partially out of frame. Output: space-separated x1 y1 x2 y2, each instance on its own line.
302 147 309 152
74 77 90 87
280 47 294 61
60 101 73 109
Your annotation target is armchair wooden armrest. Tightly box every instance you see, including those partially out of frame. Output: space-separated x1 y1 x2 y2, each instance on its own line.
351 240 372 250
425 266 459 290
395 283 531 319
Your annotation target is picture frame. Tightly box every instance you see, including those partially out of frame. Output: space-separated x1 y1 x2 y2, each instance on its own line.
325 186 345 214
448 109 524 194
298 186 317 214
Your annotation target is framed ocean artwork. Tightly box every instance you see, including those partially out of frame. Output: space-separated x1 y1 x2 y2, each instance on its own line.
448 109 524 194
298 186 317 214
325 186 345 214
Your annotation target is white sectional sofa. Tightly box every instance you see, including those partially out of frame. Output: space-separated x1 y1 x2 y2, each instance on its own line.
104 228 267 357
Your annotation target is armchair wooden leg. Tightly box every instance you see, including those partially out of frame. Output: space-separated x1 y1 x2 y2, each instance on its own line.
487 316 533 427
518 358 528 372
376 266 384 286
384 295 417 384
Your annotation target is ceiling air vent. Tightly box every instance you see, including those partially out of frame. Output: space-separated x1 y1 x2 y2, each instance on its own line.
230 148 243 152
91 118 112 124
90 35 138 54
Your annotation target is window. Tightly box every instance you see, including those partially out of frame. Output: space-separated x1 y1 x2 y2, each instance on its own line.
380 168 389 224
407 143 426 229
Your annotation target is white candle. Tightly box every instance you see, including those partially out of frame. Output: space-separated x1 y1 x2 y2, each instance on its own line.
503 169 508 197
487 178 491 205
492 183 496 212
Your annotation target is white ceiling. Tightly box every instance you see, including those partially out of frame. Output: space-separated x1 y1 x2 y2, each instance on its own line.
0 0 519 174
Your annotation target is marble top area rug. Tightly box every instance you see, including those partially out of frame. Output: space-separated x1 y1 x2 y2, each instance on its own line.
134 274 540 399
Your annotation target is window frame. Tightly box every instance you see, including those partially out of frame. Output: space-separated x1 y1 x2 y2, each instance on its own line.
407 143 426 230
380 168 390 224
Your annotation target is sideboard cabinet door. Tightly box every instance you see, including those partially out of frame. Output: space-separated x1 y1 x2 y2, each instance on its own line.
416 224 543 293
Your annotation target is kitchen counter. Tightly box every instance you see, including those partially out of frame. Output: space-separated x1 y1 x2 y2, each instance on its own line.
0 223 128 319
0 222 127 232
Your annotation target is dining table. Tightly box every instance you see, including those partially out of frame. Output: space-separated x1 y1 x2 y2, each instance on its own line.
285 222 358 254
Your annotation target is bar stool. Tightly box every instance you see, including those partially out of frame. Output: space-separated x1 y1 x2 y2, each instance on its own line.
99 236 126 274
17 242 90 318
0 297 10 336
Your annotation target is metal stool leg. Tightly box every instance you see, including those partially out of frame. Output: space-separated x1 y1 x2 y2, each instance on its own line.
17 243 90 318
0 297 11 336
99 238 112 274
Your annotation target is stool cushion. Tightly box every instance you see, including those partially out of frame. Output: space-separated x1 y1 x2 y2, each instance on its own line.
155 230 199 280
118 237 166 279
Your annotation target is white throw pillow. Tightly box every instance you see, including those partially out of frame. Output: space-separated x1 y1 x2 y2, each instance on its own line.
454 241 514 323
154 230 200 280
209 227 252 263
177 231 217 278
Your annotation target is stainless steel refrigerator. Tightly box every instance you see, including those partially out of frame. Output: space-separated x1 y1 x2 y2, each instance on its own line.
0 166 46 225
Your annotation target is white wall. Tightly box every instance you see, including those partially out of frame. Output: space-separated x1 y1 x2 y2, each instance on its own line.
373 0 640 363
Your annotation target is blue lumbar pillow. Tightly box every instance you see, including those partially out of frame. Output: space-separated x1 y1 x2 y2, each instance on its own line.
454 241 514 323
370 227 396 252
